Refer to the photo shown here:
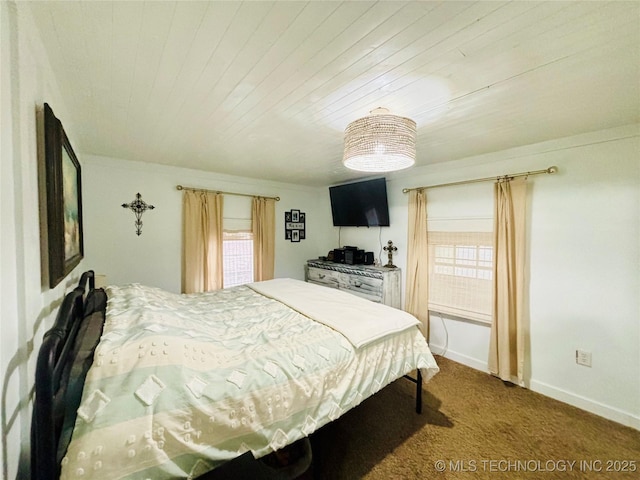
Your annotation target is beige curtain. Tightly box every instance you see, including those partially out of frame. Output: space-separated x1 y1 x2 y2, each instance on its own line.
405 188 430 338
182 190 224 293
489 178 527 384
252 197 275 281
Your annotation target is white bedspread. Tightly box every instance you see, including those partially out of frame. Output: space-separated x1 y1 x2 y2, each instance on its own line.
248 278 420 348
60 281 438 479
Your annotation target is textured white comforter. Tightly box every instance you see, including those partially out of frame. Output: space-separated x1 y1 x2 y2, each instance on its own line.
60 280 438 479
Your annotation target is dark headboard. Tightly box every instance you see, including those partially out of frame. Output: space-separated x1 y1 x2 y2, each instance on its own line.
31 271 106 480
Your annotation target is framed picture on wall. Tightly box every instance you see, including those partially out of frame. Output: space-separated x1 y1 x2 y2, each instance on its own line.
43 103 84 288
284 209 306 242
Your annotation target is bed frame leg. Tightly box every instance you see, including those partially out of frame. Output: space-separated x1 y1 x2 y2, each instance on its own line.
403 370 423 414
416 369 422 414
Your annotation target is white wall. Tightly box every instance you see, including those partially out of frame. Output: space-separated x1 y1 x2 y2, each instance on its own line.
1 3 86 479
82 155 334 293
374 125 638 428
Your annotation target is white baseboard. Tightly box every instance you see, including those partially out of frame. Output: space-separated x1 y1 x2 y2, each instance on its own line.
427 345 640 431
530 379 640 431
429 344 488 372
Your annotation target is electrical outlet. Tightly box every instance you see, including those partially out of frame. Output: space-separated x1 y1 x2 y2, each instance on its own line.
576 349 592 367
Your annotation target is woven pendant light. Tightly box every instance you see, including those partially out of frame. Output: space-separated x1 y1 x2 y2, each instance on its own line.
343 107 416 172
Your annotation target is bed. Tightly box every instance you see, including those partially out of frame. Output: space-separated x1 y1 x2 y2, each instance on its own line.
32 271 438 480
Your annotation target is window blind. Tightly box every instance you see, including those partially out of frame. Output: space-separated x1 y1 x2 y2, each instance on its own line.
425 183 494 324
222 195 253 287
428 231 493 324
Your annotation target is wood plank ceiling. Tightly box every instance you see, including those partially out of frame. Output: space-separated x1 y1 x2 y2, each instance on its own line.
27 1 639 186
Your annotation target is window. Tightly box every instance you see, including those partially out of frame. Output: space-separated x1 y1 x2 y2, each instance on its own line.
222 195 253 288
433 244 493 280
223 231 253 288
428 232 493 324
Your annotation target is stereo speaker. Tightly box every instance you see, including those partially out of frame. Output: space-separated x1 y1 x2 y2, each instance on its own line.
364 252 374 265
332 248 346 263
344 249 364 265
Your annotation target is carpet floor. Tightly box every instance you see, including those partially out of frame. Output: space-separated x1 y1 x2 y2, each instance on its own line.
307 356 640 479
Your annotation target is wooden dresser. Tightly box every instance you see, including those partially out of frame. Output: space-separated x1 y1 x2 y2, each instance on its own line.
304 259 401 308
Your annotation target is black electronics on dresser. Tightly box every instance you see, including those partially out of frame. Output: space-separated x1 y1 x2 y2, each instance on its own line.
329 246 374 265
332 248 346 263
363 252 374 265
344 249 365 265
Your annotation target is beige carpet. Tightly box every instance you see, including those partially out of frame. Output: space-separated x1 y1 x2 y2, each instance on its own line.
308 356 640 479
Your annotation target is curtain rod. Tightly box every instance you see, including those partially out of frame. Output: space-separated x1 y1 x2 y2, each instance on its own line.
402 166 558 193
176 185 280 201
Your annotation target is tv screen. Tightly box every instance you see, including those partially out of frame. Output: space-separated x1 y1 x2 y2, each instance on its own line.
329 178 390 227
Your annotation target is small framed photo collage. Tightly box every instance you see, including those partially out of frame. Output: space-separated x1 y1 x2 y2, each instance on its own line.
285 209 305 242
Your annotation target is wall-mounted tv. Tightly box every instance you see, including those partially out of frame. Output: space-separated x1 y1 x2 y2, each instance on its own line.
329 178 390 227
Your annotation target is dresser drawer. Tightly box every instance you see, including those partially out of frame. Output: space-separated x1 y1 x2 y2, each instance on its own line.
342 286 383 303
305 261 401 308
344 275 383 301
308 267 382 302
306 266 342 288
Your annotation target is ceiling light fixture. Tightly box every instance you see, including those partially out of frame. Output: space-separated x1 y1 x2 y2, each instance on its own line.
343 107 416 172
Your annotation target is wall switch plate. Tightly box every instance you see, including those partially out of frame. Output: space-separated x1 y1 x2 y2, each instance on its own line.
576 349 592 367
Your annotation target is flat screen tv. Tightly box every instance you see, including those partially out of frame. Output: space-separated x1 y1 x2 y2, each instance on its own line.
329 178 390 227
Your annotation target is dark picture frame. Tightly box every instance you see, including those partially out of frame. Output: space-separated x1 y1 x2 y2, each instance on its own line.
44 103 84 288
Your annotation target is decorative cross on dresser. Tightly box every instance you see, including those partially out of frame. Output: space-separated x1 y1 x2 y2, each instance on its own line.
383 240 398 268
